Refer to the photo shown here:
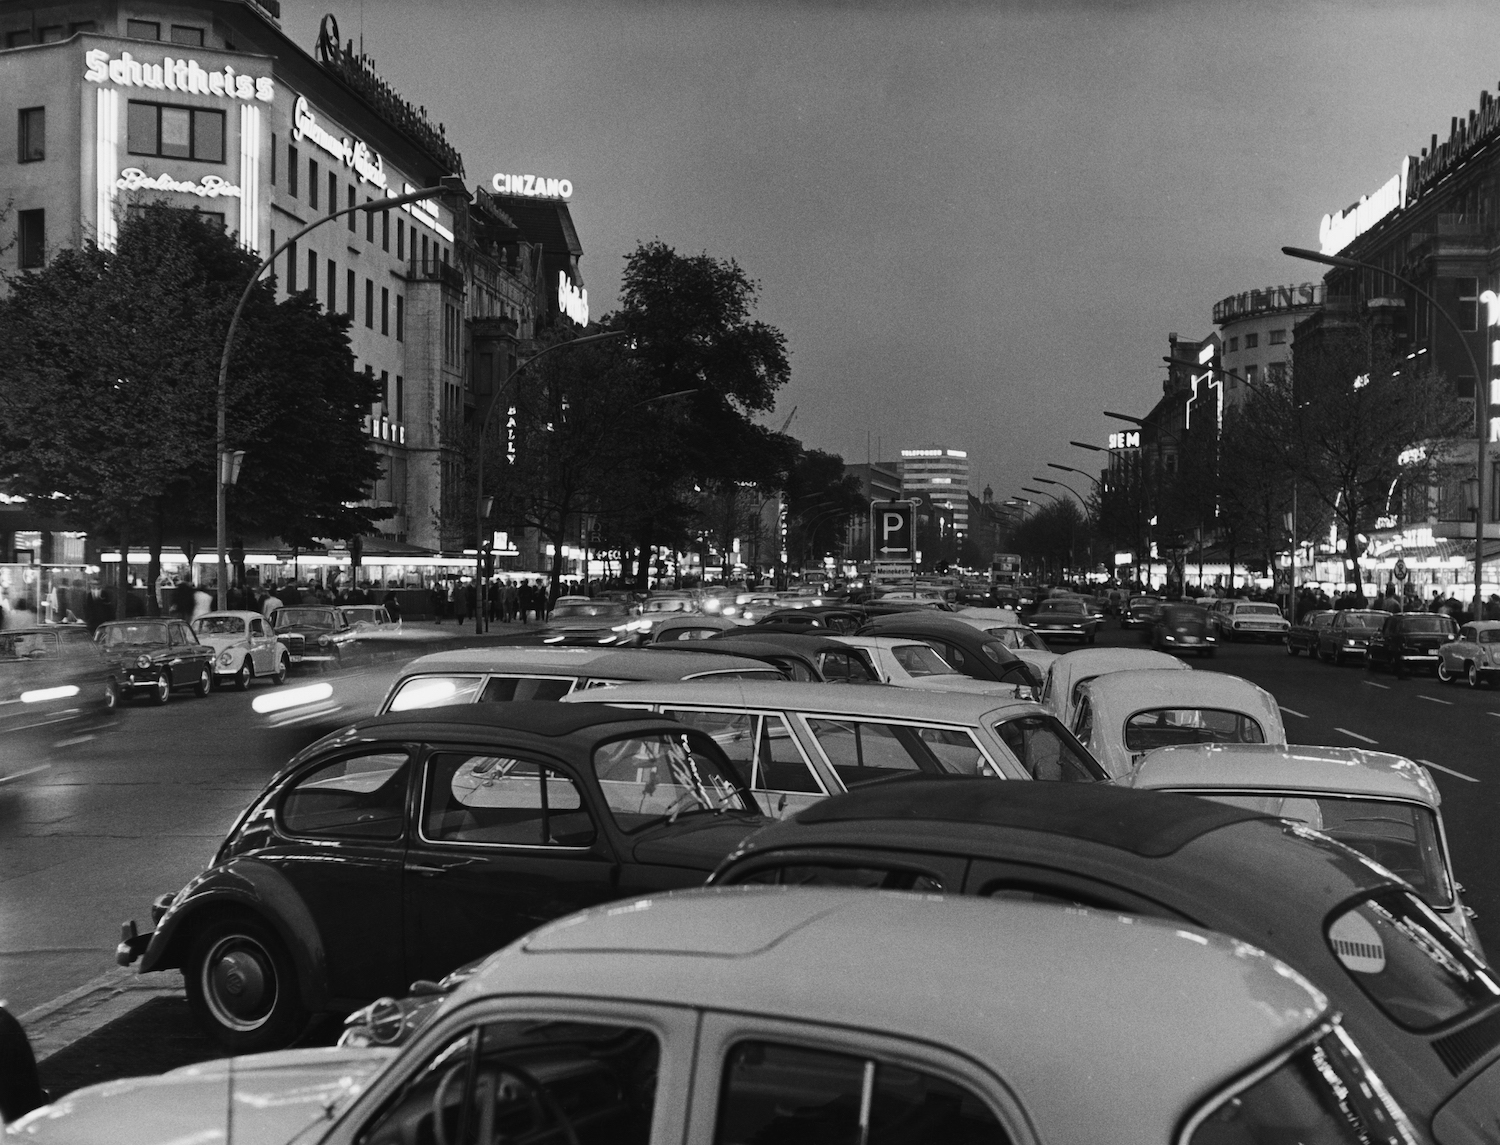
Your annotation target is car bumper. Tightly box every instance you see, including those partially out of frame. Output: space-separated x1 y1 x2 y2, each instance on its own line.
115 892 175 966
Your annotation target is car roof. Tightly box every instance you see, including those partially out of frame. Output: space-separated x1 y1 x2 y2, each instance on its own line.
351 699 681 739
861 614 1003 640
713 631 869 655
832 634 941 650
459 887 1324 1142
392 646 769 679
565 679 1036 721
1046 649 1189 698
1467 620 1500 630
195 610 266 620
1128 744 1441 807
1079 668 1272 712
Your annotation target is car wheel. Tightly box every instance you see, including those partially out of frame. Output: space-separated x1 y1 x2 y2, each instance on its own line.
152 670 172 705
185 917 309 1054
1286 641 1299 656
273 655 288 685
104 677 122 710
1438 658 1453 683
232 661 252 691
193 665 212 698
1469 661 1482 689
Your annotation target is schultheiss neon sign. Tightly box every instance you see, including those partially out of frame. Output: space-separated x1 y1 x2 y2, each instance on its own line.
84 49 273 101
291 96 387 190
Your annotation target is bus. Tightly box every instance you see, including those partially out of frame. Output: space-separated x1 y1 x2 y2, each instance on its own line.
990 554 1022 587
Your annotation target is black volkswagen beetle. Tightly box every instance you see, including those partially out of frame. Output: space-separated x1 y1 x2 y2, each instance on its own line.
856 612 1040 691
710 778 1500 1144
116 702 766 1052
94 618 216 703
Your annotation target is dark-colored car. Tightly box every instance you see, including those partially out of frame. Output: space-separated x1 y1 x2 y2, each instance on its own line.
1286 608 1336 655
1120 595 1162 631
1366 611 1460 677
0 626 116 773
1316 609 1387 665
269 606 356 665
706 629 880 683
710 777 1500 1144
94 618 215 704
738 605 868 635
658 634 825 681
1023 597 1103 643
1146 602 1217 657
856 613 1040 691
116 702 766 1051
532 599 642 644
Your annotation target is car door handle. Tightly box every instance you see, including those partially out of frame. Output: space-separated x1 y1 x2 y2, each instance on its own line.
405 863 454 877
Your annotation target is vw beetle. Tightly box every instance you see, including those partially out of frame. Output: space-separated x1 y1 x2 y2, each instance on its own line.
191 610 289 690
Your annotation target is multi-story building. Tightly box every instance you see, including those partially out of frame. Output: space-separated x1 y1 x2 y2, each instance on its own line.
1211 282 1324 408
899 447 970 536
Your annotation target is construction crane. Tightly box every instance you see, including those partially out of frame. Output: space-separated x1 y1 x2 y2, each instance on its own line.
778 406 798 434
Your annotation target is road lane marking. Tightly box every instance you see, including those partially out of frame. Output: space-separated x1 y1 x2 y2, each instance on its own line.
1418 758 1480 783
1334 727 1378 744
1279 705 1309 718
1362 680 1390 690
0 764 50 785
1418 694 1454 706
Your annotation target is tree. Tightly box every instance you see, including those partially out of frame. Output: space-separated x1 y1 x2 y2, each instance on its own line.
782 448 867 571
0 207 385 613
1015 499 1090 583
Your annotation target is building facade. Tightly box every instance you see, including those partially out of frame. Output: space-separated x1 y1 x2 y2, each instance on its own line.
1211 282 1323 409
899 447 970 536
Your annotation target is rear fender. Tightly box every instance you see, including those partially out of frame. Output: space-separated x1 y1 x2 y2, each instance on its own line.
140 858 329 1012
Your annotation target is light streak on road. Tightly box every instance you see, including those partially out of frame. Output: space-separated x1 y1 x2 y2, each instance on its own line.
1278 705 1308 718
252 683 334 714
20 685 79 703
1334 727 1378 744
1418 758 1480 783
1417 694 1454 706
1362 681 1390 690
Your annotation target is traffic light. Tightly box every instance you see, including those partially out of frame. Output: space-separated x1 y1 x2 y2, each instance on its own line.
479 544 494 577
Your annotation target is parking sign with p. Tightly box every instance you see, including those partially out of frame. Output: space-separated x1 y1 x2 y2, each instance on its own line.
871 500 914 560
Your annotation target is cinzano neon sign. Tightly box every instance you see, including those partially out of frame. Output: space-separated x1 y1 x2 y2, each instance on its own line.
492 173 573 200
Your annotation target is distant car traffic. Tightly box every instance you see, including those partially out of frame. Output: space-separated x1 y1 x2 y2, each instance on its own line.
1315 609 1386 665
1365 611 1460 676
191 610 289 689
268 606 356 665
1146 601 1217 656
1212 599 1290 642
1286 607 1336 656
1023 596 1102 643
94 618 215 704
115 702 766 1050
0 626 115 765
1438 620 1500 687
1119 594 1161 630
531 599 649 644
338 604 401 636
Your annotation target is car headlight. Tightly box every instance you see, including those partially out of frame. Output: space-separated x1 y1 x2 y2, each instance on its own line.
318 635 331 646
218 651 234 667
722 605 738 616
1344 638 1358 645
136 654 152 669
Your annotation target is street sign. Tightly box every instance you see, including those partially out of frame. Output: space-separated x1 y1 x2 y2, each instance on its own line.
870 500 914 560
872 561 915 580
1394 558 1408 581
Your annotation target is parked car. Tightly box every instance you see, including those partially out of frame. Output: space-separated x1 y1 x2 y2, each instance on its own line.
34 886 1425 1145
1022 596 1103 643
338 604 401 636
1146 601 1218 656
709 778 1495 1142
1286 607 1337 655
1366 611 1461 677
1316 608 1387 665
191 610 290 690
1125 742 1479 949
1039 646 1190 729
1119 594 1162 630
1212 599 1290 642
1069 667 1285 778
705 630 880 684
645 614 743 643
566 679 1106 816
738 604 868 634
379 646 784 713
115 702 765 1050
0 625 115 771
832 634 1021 694
1437 620 1500 687
946 616 1058 674
954 605 1022 625
269 606 357 666
93 618 215 704
856 613 1041 692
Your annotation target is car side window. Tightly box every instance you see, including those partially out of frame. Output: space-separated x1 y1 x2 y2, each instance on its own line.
755 715 823 793
422 753 595 847
387 674 486 711
820 651 877 683
732 863 944 891
1071 697 1093 746
249 618 265 637
995 715 1101 782
1460 625 1476 642
936 641 970 671
805 718 968 785
280 749 410 840
479 676 575 702
714 1040 1010 1145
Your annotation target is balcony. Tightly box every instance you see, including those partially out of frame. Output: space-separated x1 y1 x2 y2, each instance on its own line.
407 255 464 291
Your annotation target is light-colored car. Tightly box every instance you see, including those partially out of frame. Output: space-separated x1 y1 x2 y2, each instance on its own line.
1069 668 1286 779
338 604 401 636
949 615 1058 675
378 646 784 713
956 605 1021 625
1213 600 1290 642
1437 620 1500 687
1040 646 1190 729
566 679 1106 816
1126 742 1480 950
8 887 1421 1145
190 610 289 690
830 634 1023 696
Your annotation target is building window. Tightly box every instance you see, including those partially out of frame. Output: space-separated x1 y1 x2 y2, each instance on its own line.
1268 361 1287 384
365 278 374 328
127 101 225 163
347 185 356 231
346 269 355 317
308 159 318 209
1243 332 1258 349
1459 277 1479 331
380 370 389 414
381 287 389 335
1227 336 1239 352
6 29 32 47
1243 364 1257 387
326 257 336 311
169 25 204 46
17 209 44 269
69 21 96 33
366 200 374 242
327 171 336 217
286 238 297 292
382 209 390 252
396 295 404 342
37 24 63 41
421 234 429 268
307 249 317 300
1269 328 1286 345
286 143 298 196
396 218 404 261
125 19 160 39
17 107 44 163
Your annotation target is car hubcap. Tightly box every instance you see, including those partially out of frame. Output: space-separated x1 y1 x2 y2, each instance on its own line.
158 675 169 701
1439 661 1451 681
1470 664 1480 687
202 936 276 1031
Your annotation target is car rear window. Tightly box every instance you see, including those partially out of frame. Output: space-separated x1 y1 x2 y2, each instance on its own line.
1123 708 1265 752
1399 616 1456 634
386 674 486 711
891 643 958 677
730 864 944 892
1237 604 1282 616
1326 889 1500 1030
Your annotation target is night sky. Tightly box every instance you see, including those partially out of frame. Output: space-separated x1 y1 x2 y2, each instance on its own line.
286 0 1500 501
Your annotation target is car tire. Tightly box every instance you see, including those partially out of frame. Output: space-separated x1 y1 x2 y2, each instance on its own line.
193 664 212 698
273 655 289 685
232 661 252 691
152 670 172 705
1438 658 1453 683
104 677 122 710
185 916 310 1054
1468 661 1482 689
1286 641 1299 656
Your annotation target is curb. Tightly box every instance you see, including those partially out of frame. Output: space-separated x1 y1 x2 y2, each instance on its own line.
17 967 184 1063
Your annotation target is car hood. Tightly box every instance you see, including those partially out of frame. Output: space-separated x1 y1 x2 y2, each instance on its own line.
6 1046 396 1145
276 624 333 635
629 813 764 871
195 633 249 650
100 642 169 656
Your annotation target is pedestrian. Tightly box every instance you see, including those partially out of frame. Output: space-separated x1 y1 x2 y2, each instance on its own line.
464 582 477 625
192 584 212 620
384 591 403 624
262 586 283 618
171 579 194 619
503 581 518 623
1487 595 1500 622
454 581 468 626
487 581 500 622
430 583 445 623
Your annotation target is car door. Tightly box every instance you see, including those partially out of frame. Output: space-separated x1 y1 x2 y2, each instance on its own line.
247 615 274 673
403 743 619 983
1447 625 1478 674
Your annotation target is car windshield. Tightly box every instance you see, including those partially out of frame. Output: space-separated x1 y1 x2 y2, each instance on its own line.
1237 604 1282 616
1400 616 1455 633
592 732 757 831
342 608 381 622
1197 794 1451 906
276 609 334 627
386 675 487 711
890 643 958 677
1123 708 1265 751
1326 888 1500 1030
1160 605 1207 624
644 598 693 613
98 622 170 646
1187 1024 1419 1145
193 616 245 636
1343 611 1386 627
552 602 628 619
1038 600 1083 614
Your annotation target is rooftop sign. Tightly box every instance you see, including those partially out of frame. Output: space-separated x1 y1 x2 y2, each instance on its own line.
492 173 573 200
292 95 387 190
1213 282 1324 325
1318 164 1408 255
85 49 273 101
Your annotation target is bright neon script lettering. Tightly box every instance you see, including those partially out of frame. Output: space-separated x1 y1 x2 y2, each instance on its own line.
1318 161 1408 255
116 169 242 198
492 173 573 200
558 272 589 326
290 96 388 190
84 49 272 101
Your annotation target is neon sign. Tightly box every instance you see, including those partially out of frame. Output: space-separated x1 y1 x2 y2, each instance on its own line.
1108 431 1140 450
558 273 589 326
291 96 387 190
1318 163 1408 255
492 173 573 200
116 169 242 198
397 182 454 243
84 49 273 101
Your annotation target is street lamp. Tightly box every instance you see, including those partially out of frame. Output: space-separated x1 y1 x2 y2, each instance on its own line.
214 176 467 609
1046 464 1101 494
1284 244 1490 619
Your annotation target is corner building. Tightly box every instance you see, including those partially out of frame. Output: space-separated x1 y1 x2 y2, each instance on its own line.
0 1 584 568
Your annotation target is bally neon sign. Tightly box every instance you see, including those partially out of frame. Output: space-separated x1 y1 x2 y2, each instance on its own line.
85 49 273 101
